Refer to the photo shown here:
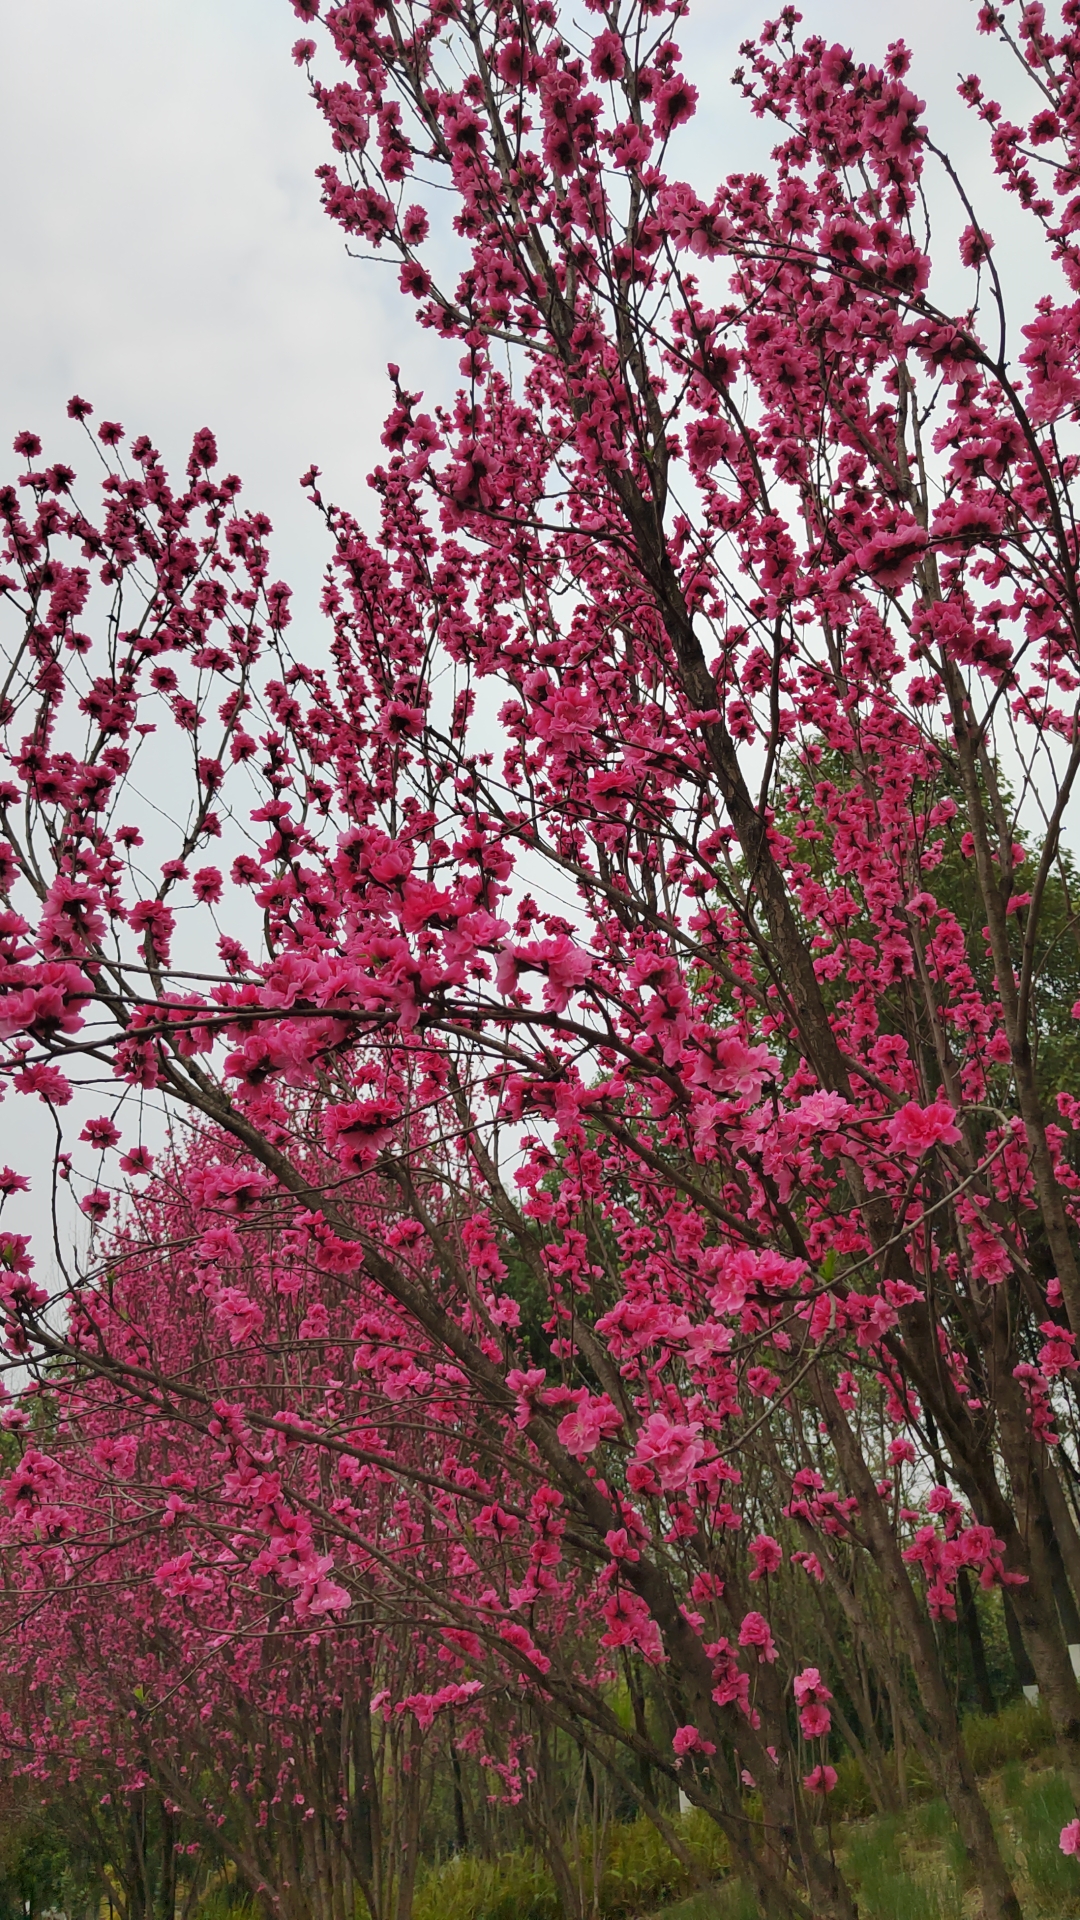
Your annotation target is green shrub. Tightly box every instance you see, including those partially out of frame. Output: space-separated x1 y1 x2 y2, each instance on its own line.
194 1891 255 1920
570 1807 733 1916
845 1814 904 1883
827 1754 878 1821
413 1808 735 1920
912 1798 952 1845
686 1883 758 1920
962 1698 1053 1776
900 1752 934 1804
825 1750 942 1822
413 1849 558 1920
824 1697 1053 1826
600 1815 692 1914
681 1806 732 1880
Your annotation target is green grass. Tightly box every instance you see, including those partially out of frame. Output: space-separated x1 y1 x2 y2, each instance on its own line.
193 1892 256 1920
964 1698 1055 1775
841 1810 965 1920
659 1889 757 1920
413 1850 559 1920
676 1726 1080 1920
824 1699 1054 1821
1012 1768 1080 1909
411 1701 1080 1920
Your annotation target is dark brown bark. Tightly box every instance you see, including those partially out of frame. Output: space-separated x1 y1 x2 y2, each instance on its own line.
957 1568 996 1718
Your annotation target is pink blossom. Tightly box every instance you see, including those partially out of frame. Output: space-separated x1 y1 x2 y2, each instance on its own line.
601 1591 664 1663
887 1100 962 1157
322 1097 402 1171
397 1681 482 1730
654 75 698 137
589 29 625 81
793 1091 852 1132
631 1412 705 1492
212 1287 265 1346
0 962 93 1041
803 1765 838 1795
192 866 223 904
855 519 928 589
959 223 994 268
119 1146 154 1177
128 898 176 959
672 1724 716 1758
39 877 105 956
793 1667 831 1706
738 1611 777 1662
506 1367 547 1429
499 1621 551 1673
748 1534 783 1582
497 934 592 1012
556 1393 622 1458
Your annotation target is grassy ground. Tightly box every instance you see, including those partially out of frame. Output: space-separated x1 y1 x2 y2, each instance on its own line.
658 1754 1080 1919
412 1703 1080 1920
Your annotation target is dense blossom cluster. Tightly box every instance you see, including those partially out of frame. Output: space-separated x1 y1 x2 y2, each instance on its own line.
4 0 1080 1914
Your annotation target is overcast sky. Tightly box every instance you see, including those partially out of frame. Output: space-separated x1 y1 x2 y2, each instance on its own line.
0 0 1032 623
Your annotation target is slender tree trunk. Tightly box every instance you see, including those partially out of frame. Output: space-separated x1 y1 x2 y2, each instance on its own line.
353 1689 383 1920
957 1568 996 1718
449 1723 468 1855
394 1725 423 1920
1003 1591 1038 1695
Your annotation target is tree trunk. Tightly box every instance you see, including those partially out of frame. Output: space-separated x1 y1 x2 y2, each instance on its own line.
821 1381 1023 1920
394 1725 423 1920
957 1568 996 1717
449 1725 468 1855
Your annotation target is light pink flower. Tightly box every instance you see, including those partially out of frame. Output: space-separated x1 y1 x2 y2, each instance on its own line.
887 1099 961 1157
556 1393 622 1458
631 1411 705 1491
793 1667 830 1705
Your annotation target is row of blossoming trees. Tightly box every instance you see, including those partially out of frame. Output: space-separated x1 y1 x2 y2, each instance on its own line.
4 0 1080 1914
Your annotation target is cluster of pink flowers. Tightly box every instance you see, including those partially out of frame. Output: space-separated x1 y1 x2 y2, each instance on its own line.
1 0 1080 1912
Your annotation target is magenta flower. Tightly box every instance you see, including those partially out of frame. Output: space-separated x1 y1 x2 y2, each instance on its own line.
673 1725 716 1758
738 1611 777 1663
887 1100 962 1157
803 1765 838 1796
748 1534 783 1582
